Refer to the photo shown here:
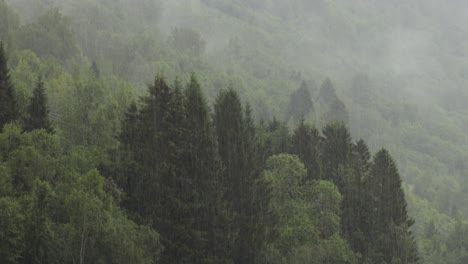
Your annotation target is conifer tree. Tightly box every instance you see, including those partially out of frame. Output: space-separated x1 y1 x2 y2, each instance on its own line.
342 139 372 258
290 119 322 180
0 41 17 130
242 103 274 263
321 122 352 191
125 77 235 263
150 77 192 264
114 101 142 210
120 102 139 148
214 88 273 264
183 74 233 263
25 80 53 133
369 149 419 264
131 77 175 218
125 76 191 264
257 117 290 162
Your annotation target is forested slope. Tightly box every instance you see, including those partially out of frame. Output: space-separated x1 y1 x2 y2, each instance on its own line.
1 0 468 263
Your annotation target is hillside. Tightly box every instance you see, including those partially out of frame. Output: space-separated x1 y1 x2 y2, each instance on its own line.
1 0 468 263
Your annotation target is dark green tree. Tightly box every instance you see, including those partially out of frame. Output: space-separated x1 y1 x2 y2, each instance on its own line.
369 149 419 264
214 88 273 264
119 102 139 149
109 101 142 211
257 117 291 162
119 76 222 264
16 8 78 62
130 76 175 217
341 139 373 260
21 180 53 264
0 41 17 130
290 119 322 180
134 76 191 264
183 74 233 263
0 197 25 264
25 80 53 133
321 122 352 191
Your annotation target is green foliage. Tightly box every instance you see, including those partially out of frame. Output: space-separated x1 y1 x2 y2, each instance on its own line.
321 122 352 190
0 0 20 48
341 139 372 255
181 75 233 263
290 119 322 180
0 124 161 264
214 88 274 264
262 154 356 264
112 75 229 263
0 41 18 129
0 197 25 264
61 70 132 149
24 79 53 132
16 8 78 62
257 117 291 161
367 149 419 264
0 0 465 262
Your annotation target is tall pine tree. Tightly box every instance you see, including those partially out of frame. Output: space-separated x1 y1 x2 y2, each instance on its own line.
369 149 419 264
117 76 233 264
290 119 322 180
25 80 53 133
0 41 17 130
214 88 273 264
257 117 291 162
146 77 192 264
321 122 352 191
120 76 191 264
342 139 373 260
115 101 143 211
183 74 233 263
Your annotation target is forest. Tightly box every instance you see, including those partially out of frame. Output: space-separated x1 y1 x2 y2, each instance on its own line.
0 0 467 263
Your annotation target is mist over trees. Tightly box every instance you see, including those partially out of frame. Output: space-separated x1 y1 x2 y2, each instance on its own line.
0 0 467 263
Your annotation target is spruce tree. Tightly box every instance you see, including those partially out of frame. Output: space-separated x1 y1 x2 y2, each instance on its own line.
369 149 419 263
321 122 352 191
129 76 233 264
25 80 53 133
342 139 372 259
0 41 17 130
128 76 192 264
183 74 232 263
153 77 192 264
257 117 290 162
114 101 141 210
161 77 197 264
214 88 273 264
119 102 139 148
131 77 175 218
241 103 274 263
290 119 322 180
